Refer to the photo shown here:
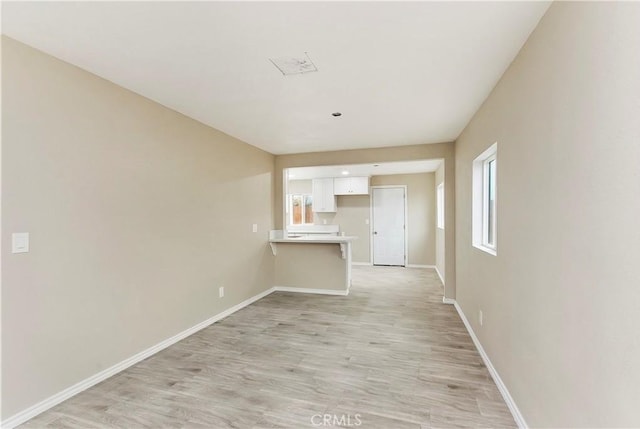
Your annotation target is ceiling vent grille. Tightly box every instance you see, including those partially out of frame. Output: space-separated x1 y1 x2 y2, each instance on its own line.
269 53 318 75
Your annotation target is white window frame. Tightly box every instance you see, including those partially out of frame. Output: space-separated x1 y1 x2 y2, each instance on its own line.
288 193 314 226
482 154 497 249
436 182 445 229
472 143 497 256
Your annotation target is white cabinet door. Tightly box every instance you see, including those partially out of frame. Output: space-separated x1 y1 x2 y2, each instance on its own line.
333 177 369 195
312 178 336 212
312 179 325 211
323 179 336 211
333 178 351 195
350 177 369 194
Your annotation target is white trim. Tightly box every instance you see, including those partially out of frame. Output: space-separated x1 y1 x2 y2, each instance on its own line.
436 182 445 229
442 297 456 305
369 199 374 264
351 261 372 266
273 286 349 296
370 185 408 267
1 287 277 429
406 264 436 269
282 168 289 230
472 143 498 256
481 154 496 249
451 300 528 429
473 243 497 256
435 266 445 287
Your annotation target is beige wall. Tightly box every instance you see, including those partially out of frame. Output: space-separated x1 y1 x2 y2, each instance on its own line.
287 179 312 195
454 2 640 427
274 243 347 292
435 163 445 285
275 144 455 299
1 37 275 418
328 195 370 263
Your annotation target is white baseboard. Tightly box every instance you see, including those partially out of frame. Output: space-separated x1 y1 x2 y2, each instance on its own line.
1 287 277 429
406 264 436 269
273 286 349 296
442 297 456 305
351 262 372 266
435 266 445 287
451 300 528 429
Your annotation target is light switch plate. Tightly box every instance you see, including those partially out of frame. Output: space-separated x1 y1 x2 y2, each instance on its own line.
219 287 224 298
12 232 29 253
252 224 258 233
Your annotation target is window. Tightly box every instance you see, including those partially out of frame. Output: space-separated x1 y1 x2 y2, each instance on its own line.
483 155 496 248
437 183 445 229
289 194 314 225
472 143 497 255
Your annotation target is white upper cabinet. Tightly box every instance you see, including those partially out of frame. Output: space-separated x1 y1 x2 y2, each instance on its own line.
312 178 337 212
333 177 370 195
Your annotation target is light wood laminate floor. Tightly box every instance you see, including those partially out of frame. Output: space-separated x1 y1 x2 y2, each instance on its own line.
20 266 516 428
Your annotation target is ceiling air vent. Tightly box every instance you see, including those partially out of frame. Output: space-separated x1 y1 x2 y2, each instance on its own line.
269 53 318 76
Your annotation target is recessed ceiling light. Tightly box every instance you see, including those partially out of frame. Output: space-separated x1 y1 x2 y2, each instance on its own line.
332 112 342 117
341 170 349 175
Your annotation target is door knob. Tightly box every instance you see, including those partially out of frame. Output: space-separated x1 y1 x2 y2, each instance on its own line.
373 231 378 235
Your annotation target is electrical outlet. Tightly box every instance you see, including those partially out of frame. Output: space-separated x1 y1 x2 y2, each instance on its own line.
479 310 483 326
219 287 224 298
252 224 258 233
365 218 369 225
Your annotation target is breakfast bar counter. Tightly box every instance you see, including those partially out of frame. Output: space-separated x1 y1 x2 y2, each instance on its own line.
269 230 356 295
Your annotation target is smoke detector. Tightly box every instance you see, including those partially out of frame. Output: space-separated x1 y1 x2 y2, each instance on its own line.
270 53 318 75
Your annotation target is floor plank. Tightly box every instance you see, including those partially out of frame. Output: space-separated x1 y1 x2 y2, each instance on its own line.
19 266 516 428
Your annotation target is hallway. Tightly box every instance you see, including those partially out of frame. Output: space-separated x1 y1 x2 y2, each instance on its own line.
20 266 515 428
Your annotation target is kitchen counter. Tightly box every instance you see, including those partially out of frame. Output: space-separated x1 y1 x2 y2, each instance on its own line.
269 230 355 295
269 232 356 259
269 234 357 244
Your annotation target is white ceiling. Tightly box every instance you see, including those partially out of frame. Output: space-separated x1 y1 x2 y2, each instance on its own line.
2 1 550 155
288 159 443 181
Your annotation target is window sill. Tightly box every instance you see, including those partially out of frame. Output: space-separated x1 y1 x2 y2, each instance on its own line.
473 243 497 256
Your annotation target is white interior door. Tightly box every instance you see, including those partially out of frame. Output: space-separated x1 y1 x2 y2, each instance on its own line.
372 187 406 266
